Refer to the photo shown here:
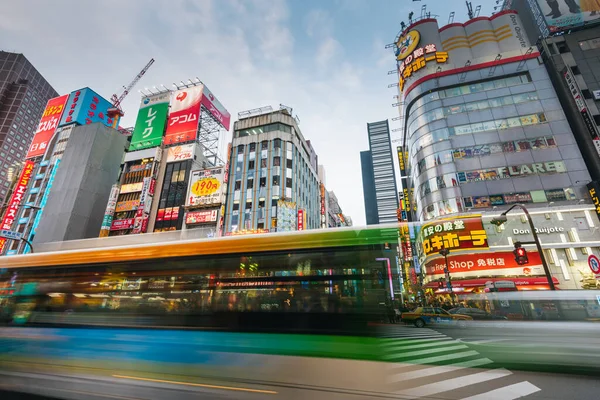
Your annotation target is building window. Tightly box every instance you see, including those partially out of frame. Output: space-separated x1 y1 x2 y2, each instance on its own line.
249 143 256 152
557 41 569 54
261 141 268 150
594 115 600 126
234 180 241 190
286 159 292 168
237 145 244 154
273 156 280 167
260 177 266 187
273 175 280 186
274 139 281 148
571 65 581 75
582 89 593 99
248 160 255 170
247 178 254 188
286 178 292 188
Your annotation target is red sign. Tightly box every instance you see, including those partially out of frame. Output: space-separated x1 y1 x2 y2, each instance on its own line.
200 85 231 130
0 160 35 251
425 251 544 278
26 94 70 159
110 218 135 231
425 276 559 289
297 209 304 231
588 254 600 275
164 86 203 145
186 209 218 225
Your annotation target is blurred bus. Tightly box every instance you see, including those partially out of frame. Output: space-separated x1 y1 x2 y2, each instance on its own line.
0 226 400 335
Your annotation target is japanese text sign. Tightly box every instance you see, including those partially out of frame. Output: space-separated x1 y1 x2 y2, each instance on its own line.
0 160 35 252
297 209 304 231
417 216 488 259
399 48 448 92
186 209 218 224
26 94 69 159
164 85 203 145
59 88 116 128
166 144 195 162
129 92 170 151
425 251 543 278
588 181 600 223
201 85 231 131
187 168 224 206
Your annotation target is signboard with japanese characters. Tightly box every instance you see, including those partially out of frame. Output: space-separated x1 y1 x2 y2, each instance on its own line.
587 181 600 223
564 68 599 148
26 94 70 159
129 92 170 151
99 184 121 237
110 218 135 231
187 168 224 207
0 161 35 252
425 251 544 279
58 88 116 128
164 85 203 145
166 144 195 162
395 30 448 92
417 215 488 261
186 209 218 225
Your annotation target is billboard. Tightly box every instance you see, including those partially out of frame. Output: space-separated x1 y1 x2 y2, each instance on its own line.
26 94 70 159
59 88 117 128
99 184 120 237
201 85 231 131
164 85 203 145
166 144 195 162
187 167 224 206
535 0 600 33
297 209 304 231
129 92 170 151
277 200 297 232
186 209 218 225
0 160 35 252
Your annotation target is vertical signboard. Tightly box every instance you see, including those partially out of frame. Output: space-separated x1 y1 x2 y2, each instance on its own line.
26 94 70 159
564 67 600 156
0 160 35 252
129 92 170 151
164 85 203 145
297 209 304 231
588 181 600 224
201 85 231 131
132 177 153 234
59 88 117 128
99 184 121 238
187 168 224 206
397 146 406 177
320 183 326 228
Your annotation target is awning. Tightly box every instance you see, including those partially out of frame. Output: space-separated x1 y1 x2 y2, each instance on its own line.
424 276 560 289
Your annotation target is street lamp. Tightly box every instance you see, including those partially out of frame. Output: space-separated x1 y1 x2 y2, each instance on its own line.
490 203 555 290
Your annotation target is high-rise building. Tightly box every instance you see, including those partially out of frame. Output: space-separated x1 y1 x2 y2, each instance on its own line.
502 0 600 186
0 52 57 204
223 106 320 234
360 150 379 225
363 120 399 224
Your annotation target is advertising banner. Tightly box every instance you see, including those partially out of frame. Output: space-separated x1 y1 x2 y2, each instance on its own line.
277 200 297 232
0 160 35 251
425 251 544 279
187 167 224 206
166 144 195 162
297 209 304 231
186 209 218 225
564 68 599 145
138 177 153 215
535 0 600 33
120 182 144 194
26 94 70 159
110 218 135 231
115 200 139 212
59 88 117 128
201 85 231 130
129 92 170 151
417 216 488 261
164 85 203 145
99 184 121 237
588 181 600 223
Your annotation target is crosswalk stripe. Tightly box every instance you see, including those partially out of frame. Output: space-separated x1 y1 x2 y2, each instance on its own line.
396 368 512 398
385 339 458 351
384 344 468 359
459 381 541 400
390 358 494 383
390 350 480 366
381 337 453 347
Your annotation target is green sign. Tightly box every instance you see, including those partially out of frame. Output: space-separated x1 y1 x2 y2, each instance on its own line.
129 92 170 151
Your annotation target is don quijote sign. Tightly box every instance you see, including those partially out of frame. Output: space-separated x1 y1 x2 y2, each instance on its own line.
512 226 565 235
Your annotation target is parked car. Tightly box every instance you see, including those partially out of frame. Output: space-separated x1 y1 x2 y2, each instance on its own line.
401 306 472 328
448 307 508 320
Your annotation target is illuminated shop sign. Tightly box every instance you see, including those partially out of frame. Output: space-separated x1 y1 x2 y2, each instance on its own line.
396 30 448 92
417 216 488 259
425 251 544 277
587 181 600 223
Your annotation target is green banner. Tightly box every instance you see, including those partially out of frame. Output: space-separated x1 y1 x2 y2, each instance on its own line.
129 92 170 151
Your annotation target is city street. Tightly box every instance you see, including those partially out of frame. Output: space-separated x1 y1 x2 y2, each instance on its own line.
381 323 600 399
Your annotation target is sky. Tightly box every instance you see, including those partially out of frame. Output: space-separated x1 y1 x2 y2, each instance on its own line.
0 0 496 226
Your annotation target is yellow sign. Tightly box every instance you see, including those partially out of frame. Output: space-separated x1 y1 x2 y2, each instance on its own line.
115 200 140 212
120 182 144 194
191 177 221 197
396 30 420 60
399 50 449 91
417 216 488 259
403 188 410 211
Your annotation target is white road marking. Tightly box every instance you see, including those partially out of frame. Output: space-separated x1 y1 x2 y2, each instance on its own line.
382 337 454 347
459 381 541 400
396 368 512 398
390 350 480 366
385 344 468 359
390 358 494 383
386 339 457 351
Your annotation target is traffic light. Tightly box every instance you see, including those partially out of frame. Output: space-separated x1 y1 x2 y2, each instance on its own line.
513 243 529 265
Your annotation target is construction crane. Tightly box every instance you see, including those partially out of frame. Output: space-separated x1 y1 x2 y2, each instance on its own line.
107 58 155 127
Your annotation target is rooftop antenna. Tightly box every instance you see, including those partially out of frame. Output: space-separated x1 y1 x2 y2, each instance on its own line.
448 11 455 24
466 1 474 19
474 5 482 17
420 4 427 18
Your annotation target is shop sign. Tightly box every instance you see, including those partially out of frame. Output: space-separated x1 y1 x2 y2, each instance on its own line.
396 29 448 92
188 168 223 206
425 251 544 278
120 182 144 194
512 226 565 235
110 218 135 231
397 146 407 176
564 68 599 141
115 200 139 212
588 181 600 223
297 209 304 231
166 143 195 162
417 216 488 259
186 209 218 225
225 229 270 236
138 177 153 214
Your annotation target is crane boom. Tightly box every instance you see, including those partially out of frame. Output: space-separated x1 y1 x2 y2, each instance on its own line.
111 58 155 109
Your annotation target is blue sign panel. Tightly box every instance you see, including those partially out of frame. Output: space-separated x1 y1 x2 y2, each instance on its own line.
18 218 28 224
29 187 40 194
58 88 118 128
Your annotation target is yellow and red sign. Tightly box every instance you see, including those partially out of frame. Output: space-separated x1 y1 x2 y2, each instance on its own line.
164 86 203 145
115 200 139 212
396 30 421 60
0 161 35 251
297 209 304 231
418 216 488 259
26 94 70 159
425 251 543 278
399 49 449 91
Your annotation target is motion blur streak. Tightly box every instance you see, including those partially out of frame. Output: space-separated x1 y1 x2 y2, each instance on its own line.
112 375 278 394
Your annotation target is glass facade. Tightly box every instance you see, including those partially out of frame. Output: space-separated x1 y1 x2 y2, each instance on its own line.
367 120 398 223
402 64 588 221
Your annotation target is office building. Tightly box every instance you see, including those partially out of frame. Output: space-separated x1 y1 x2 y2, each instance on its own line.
360 150 379 225
223 106 320 234
327 190 352 227
0 52 57 205
363 120 399 224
